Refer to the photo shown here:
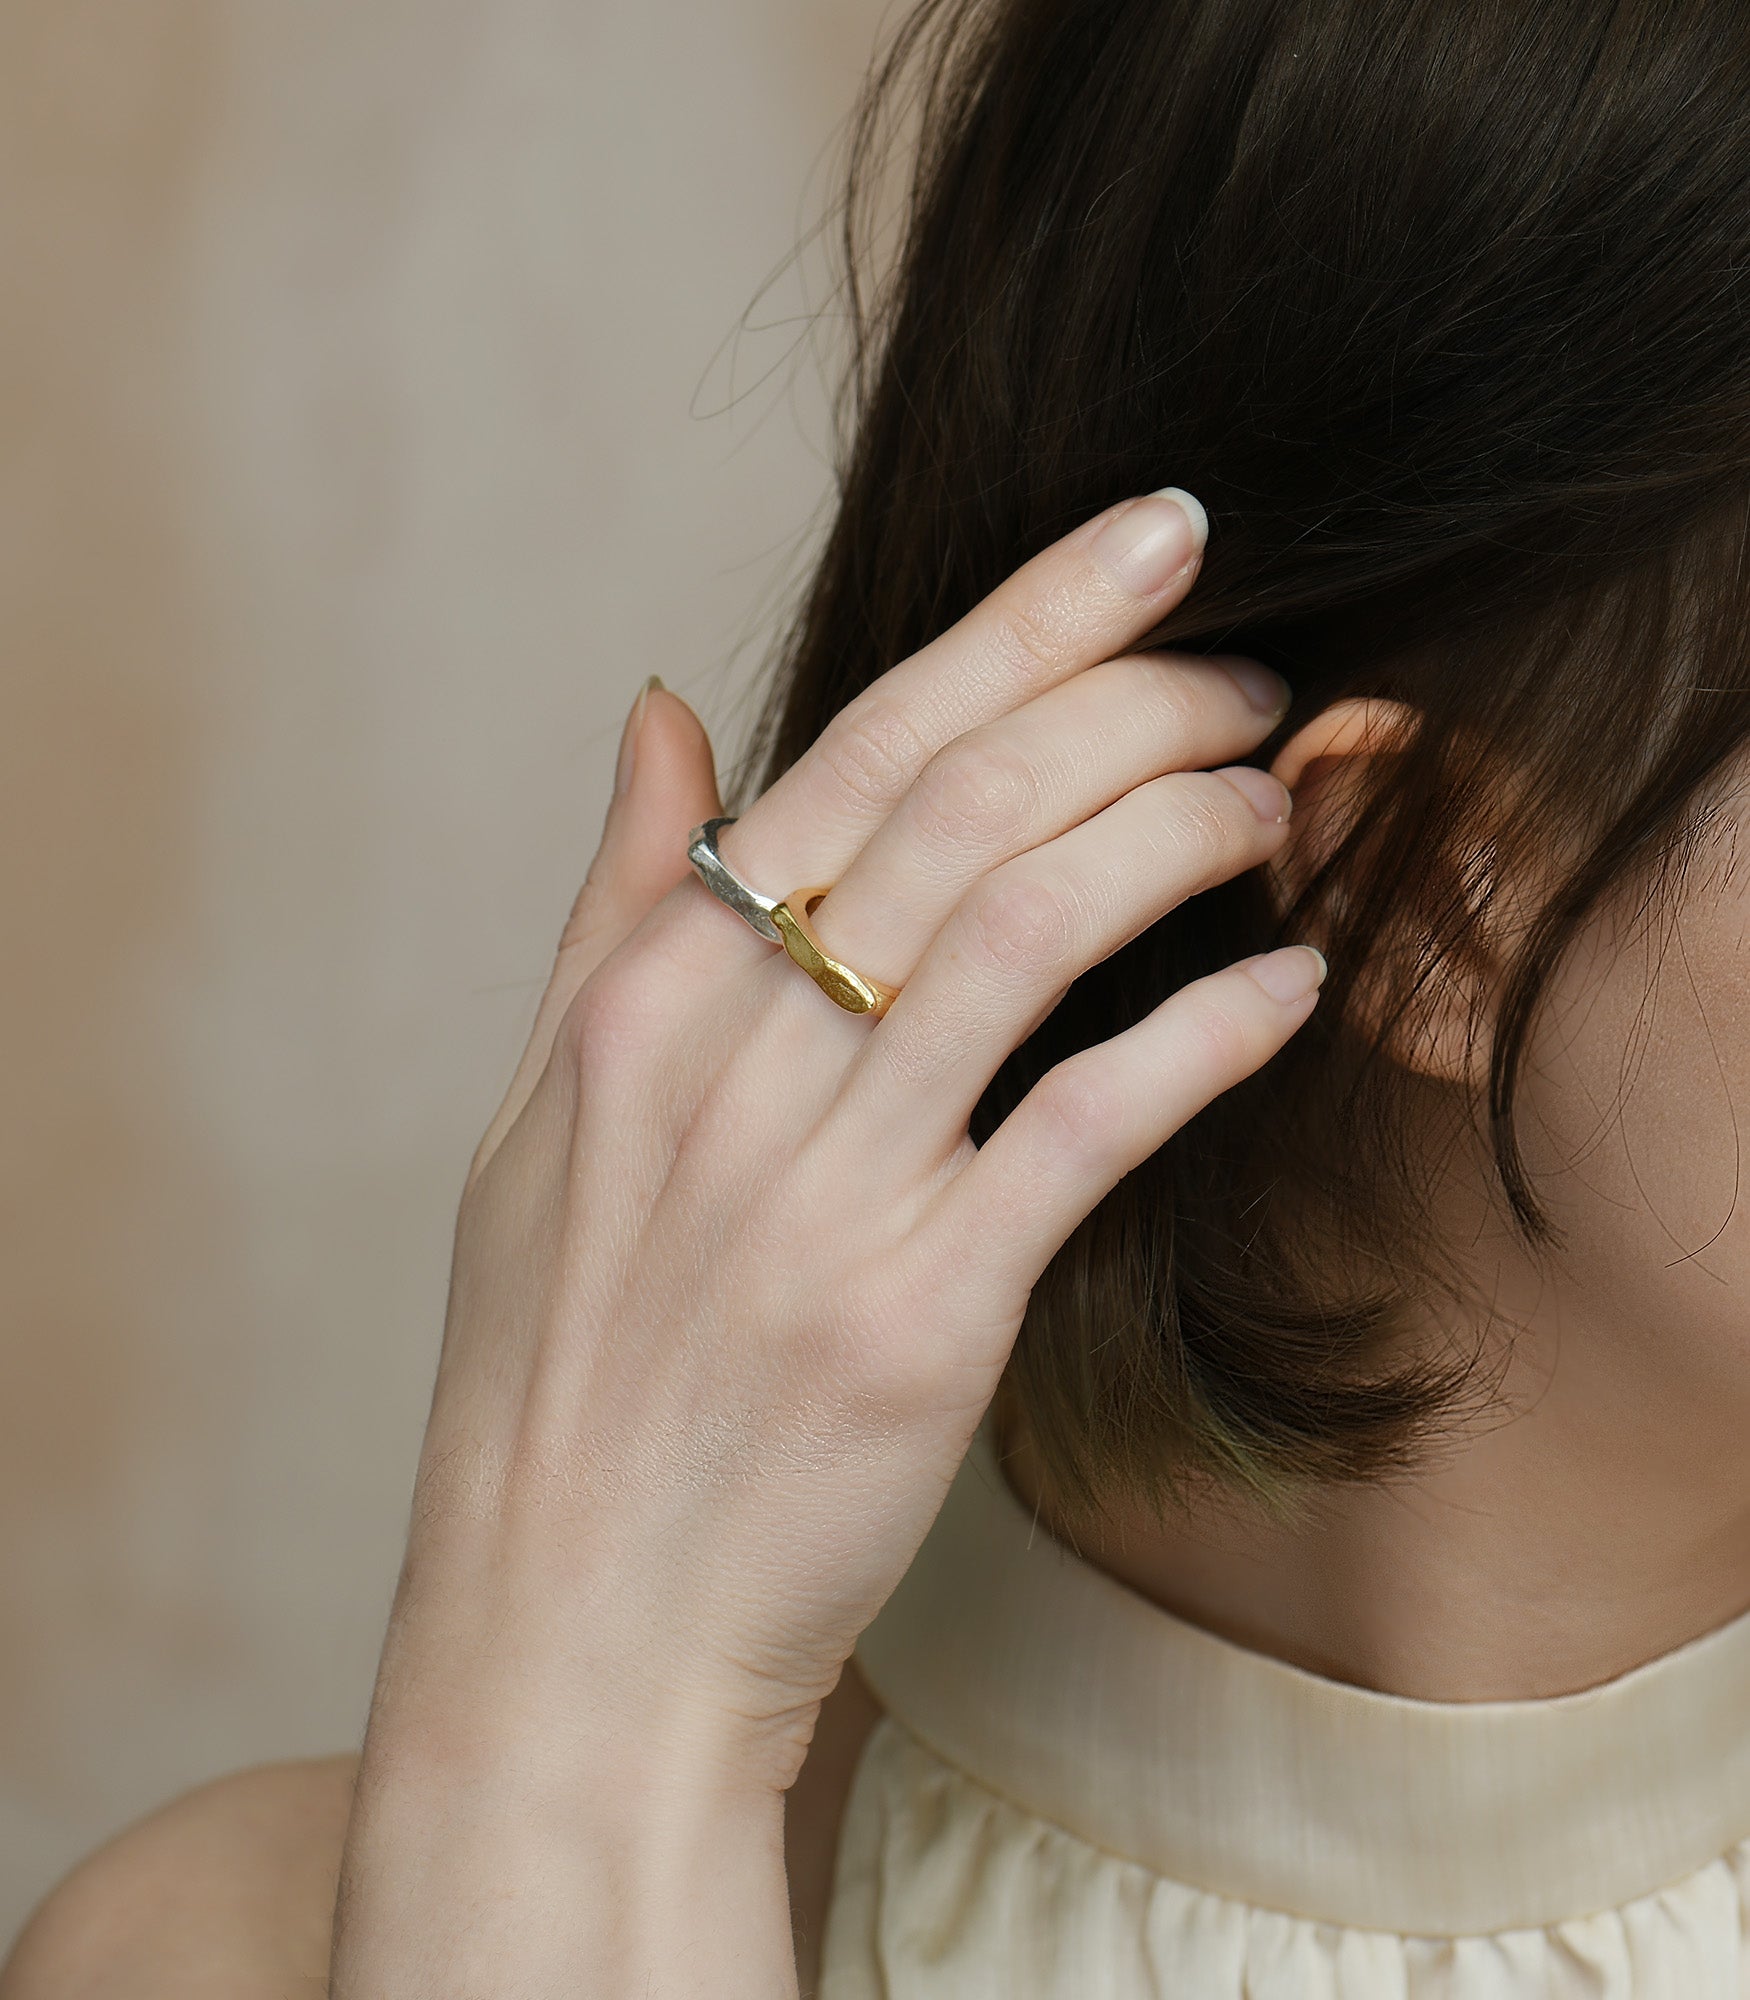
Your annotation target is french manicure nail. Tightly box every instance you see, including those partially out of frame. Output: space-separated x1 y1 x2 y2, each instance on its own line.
1214 763 1293 823
1151 486 1208 549
1090 488 1207 597
1245 945 1327 1003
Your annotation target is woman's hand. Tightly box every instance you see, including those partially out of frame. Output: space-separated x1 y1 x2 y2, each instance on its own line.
328 490 1319 1997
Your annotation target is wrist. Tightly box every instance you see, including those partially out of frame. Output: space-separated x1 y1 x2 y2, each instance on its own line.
356 1686 796 1821
357 1608 816 1806
334 1726 794 1998
362 1523 829 1801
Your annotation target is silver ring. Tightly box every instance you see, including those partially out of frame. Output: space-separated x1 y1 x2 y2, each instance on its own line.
685 815 784 944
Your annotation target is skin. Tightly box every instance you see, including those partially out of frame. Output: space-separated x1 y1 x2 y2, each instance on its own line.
1004 708 1750 1703
13 489 1748 1988
3 488 1323 1996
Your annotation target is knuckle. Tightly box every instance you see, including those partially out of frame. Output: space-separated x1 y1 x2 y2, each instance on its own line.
1131 656 1204 739
909 735 1038 853
559 955 665 1067
1185 993 1254 1075
986 588 1068 679
1162 774 1249 874
964 866 1077 975
1035 1060 1126 1164
818 694 932 812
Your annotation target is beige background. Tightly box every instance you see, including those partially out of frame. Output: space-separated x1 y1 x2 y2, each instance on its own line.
0 0 881 1939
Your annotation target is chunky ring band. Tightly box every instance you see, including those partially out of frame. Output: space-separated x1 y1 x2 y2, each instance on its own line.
684 818 901 1019
685 815 784 944
771 888 902 1019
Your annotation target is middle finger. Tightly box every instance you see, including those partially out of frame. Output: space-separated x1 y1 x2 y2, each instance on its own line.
711 489 1212 917
836 760 1294 1164
794 647 1290 994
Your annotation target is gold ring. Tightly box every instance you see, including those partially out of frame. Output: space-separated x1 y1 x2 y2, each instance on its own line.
771 887 901 1018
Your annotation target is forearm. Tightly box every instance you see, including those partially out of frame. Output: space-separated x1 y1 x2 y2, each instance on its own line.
329 1734 797 1999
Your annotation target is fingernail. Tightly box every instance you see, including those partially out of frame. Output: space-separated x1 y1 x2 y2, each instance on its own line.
1214 763 1293 823
1090 487 1207 596
1151 486 1208 549
1224 659 1291 717
1245 944 1327 1003
615 673 663 796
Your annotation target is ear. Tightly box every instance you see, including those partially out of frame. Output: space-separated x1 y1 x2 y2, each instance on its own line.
1265 695 1491 1087
1266 697 1413 909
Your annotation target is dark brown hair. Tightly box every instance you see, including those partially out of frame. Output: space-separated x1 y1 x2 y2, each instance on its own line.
724 0 1750 1512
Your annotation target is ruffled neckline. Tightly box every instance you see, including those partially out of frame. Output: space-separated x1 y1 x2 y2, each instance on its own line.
853 1417 1750 1934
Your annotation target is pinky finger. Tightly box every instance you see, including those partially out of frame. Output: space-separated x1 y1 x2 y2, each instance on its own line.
928 945 1327 1300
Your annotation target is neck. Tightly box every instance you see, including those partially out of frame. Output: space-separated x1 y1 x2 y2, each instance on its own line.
1000 1220 1750 1705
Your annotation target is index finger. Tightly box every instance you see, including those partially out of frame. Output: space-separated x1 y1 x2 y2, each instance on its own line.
719 487 1212 898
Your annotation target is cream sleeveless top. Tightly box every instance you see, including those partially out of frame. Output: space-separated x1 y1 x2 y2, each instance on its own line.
821 1419 1750 1997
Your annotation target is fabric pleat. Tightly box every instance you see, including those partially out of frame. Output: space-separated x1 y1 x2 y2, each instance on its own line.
822 1725 1750 1996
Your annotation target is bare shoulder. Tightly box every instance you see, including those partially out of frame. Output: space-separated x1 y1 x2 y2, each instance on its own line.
0 1667 886 1999
0 1754 355 1997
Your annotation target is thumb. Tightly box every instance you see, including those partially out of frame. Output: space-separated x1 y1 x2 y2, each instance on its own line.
470 676 723 1186
577 674 723 951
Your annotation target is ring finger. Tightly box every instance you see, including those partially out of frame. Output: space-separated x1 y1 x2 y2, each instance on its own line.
829 762 1294 1162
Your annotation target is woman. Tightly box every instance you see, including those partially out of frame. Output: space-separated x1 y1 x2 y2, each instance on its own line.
10 0 1750 1992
